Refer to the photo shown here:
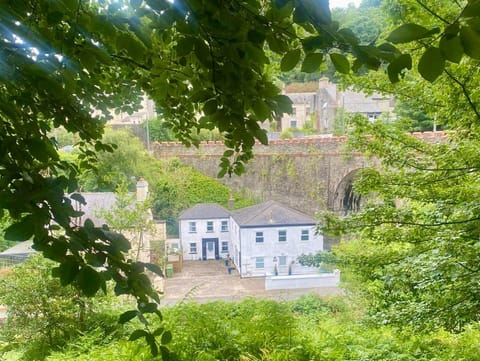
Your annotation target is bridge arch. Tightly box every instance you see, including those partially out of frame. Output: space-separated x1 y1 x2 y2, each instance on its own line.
330 169 363 215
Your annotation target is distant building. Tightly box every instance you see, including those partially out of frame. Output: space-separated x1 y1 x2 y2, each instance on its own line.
107 96 156 126
72 179 166 264
280 78 395 133
179 201 323 278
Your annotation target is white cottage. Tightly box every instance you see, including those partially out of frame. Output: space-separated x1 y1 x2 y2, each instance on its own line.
179 203 231 261
179 201 323 278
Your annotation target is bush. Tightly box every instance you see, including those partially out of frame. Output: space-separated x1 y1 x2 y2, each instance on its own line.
0 255 121 360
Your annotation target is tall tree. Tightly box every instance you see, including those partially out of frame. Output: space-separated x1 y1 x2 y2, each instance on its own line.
317 0 480 332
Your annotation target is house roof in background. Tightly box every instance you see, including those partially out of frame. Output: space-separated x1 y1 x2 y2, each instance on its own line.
232 200 315 227
179 203 231 220
284 82 319 93
72 192 120 227
0 241 35 256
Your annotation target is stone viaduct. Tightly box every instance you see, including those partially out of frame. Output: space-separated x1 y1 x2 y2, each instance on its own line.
152 131 445 217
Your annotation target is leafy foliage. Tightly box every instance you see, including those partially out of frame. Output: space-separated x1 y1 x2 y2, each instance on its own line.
0 255 119 359
38 296 480 361
3 0 480 356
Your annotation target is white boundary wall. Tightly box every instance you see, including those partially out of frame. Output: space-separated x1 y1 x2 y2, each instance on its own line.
265 270 340 290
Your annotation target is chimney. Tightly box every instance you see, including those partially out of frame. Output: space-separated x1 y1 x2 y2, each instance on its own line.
228 193 235 210
136 177 149 202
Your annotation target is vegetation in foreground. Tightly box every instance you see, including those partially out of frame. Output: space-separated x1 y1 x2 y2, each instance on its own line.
1 256 480 361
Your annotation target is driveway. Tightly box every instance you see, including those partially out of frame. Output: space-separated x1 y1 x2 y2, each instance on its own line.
159 260 342 306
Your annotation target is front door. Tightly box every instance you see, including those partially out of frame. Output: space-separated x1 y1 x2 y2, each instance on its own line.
202 238 219 260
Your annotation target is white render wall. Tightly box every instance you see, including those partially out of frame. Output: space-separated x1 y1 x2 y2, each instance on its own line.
265 270 340 290
237 225 323 278
179 218 231 261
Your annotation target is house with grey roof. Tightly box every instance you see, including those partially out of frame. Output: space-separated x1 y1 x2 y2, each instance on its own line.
179 203 231 261
178 201 323 278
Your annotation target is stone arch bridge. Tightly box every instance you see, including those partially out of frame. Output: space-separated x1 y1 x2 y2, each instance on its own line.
152 131 445 218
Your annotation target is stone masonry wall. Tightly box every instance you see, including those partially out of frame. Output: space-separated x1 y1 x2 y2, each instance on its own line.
152 132 446 216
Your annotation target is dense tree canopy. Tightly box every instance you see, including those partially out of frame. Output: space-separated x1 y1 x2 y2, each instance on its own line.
3 0 480 354
307 0 480 332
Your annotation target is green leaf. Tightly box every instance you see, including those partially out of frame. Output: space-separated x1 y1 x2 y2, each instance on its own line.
418 47 445 82
47 11 63 25
301 53 323 73
387 23 439 44
58 257 79 286
330 53 350 74
253 128 268 145
76 266 103 296
460 25 480 59
280 49 301 71
387 54 412 83
440 35 463 63
176 37 194 57
116 32 146 60
4 217 34 241
145 262 164 276
160 346 170 360
252 100 271 120
70 193 86 205
129 329 148 341
461 0 480 18
203 99 218 115
273 94 293 114
153 327 164 336
139 302 157 313
119 310 139 324
161 330 173 345
194 40 210 67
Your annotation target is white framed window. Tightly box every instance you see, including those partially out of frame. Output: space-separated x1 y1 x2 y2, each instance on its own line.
255 257 264 269
189 222 196 233
189 243 197 254
206 221 214 232
221 220 228 232
278 230 287 242
290 119 297 128
255 232 264 243
279 255 287 266
221 241 228 253
301 229 309 241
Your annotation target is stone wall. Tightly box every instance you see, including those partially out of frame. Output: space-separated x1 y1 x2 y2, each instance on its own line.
152 132 446 216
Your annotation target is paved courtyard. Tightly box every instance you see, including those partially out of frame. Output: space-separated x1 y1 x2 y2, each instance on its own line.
159 260 342 306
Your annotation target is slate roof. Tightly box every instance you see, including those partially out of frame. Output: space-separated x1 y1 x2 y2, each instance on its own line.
0 241 35 256
232 200 315 227
72 192 119 227
179 203 231 220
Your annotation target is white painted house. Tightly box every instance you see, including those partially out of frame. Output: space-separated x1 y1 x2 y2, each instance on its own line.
179 203 231 261
179 201 324 278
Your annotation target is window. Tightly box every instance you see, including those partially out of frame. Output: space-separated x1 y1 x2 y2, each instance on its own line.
221 220 228 232
255 232 264 243
292 107 297 115
279 255 287 266
301 229 309 241
189 243 197 254
188 222 196 233
255 257 264 269
206 221 214 232
290 119 297 128
278 230 287 242
221 241 228 253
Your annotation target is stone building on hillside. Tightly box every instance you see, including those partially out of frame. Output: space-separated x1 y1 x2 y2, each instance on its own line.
280 78 395 134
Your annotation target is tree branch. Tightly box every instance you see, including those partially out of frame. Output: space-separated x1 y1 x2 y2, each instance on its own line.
444 68 480 121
